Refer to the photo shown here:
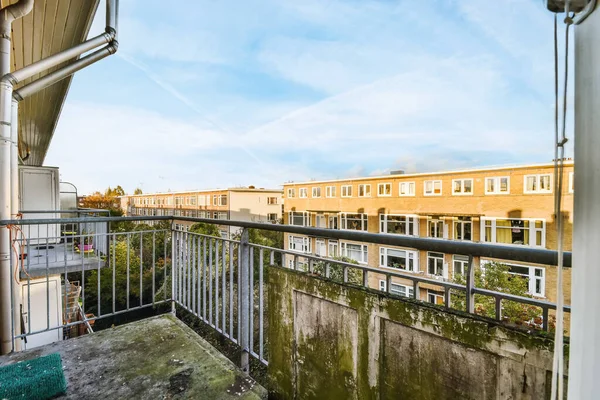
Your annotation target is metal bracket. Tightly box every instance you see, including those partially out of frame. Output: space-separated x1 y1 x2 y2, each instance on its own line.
547 0 588 12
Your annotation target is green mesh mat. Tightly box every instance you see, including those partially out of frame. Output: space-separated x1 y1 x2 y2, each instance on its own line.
0 353 67 400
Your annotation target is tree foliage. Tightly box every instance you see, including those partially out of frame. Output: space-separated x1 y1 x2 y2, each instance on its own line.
134 188 143 195
189 222 222 237
80 185 125 216
312 256 363 285
452 261 541 327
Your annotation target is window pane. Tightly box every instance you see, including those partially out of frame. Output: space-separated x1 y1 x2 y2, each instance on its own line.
540 175 550 190
526 176 536 191
464 180 472 193
500 177 508 192
453 181 461 193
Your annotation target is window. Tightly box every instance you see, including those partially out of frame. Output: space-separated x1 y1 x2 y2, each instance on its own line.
485 176 510 194
453 217 472 240
340 213 368 231
328 240 339 257
427 217 445 239
378 183 392 197
427 290 445 305
358 184 371 197
427 252 446 277
315 239 327 256
312 187 321 198
326 186 336 198
218 194 227 206
524 174 552 194
190 196 197 206
215 212 228 220
315 214 327 228
289 211 310 226
341 242 368 264
453 255 470 277
452 179 473 195
380 247 418 272
481 218 545 247
482 260 545 297
341 185 353 197
379 280 414 298
399 181 415 196
379 214 419 236
299 188 308 198
424 180 442 196
288 236 311 253
287 188 296 198
569 172 574 193
328 215 338 230
267 213 278 222
267 197 278 205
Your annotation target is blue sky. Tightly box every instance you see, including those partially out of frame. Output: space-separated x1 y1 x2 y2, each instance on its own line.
45 0 573 194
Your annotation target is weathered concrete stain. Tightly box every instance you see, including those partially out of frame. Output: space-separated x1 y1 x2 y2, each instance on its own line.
268 266 567 400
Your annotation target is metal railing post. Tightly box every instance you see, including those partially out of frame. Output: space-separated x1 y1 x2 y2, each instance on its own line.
465 255 475 314
239 228 250 373
171 223 176 315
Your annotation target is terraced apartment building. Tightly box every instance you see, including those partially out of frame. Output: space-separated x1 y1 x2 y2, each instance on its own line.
120 187 283 238
282 161 574 306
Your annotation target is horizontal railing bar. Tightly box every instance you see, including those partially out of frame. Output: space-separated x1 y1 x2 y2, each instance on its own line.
19 209 111 214
0 215 572 267
473 287 572 312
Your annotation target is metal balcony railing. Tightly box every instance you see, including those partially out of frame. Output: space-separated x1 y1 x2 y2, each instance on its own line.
0 215 571 367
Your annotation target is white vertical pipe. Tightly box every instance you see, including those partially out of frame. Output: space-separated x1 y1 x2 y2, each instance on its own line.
569 3 600 399
9 100 20 352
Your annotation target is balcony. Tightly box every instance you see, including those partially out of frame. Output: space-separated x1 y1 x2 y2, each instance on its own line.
0 215 571 399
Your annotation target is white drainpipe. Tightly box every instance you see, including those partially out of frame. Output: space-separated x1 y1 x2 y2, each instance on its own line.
0 0 119 355
0 0 34 356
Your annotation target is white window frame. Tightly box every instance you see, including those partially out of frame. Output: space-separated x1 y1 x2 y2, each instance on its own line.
377 183 392 197
341 185 352 198
218 194 227 206
379 280 414 298
267 197 278 205
340 242 368 264
424 180 442 196
399 181 415 197
481 217 546 247
451 178 473 195
287 188 296 198
312 187 321 198
379 214 419 236
326 186 336 198
427 217 446 239
379 247 419 272
288 235 311 254
340 213 368 231
524 174 552 194
427 290 445 305
315 239 327 256
315 214 327 228
481 260 545 297
427 252 447 278
485 176 510 195
358 184 371 197
328 240 339 257
568 172 574 193
452 255 470 277
299 188 308 198
288 211 310 226
453 216 472 241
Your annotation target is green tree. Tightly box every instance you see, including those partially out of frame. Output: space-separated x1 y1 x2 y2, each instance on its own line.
189 222 222 237
312 256 363 285
133 188 143 195
452 261 541 326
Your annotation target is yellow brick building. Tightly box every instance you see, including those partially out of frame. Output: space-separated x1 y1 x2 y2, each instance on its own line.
120 187 283 238
282 162 574 306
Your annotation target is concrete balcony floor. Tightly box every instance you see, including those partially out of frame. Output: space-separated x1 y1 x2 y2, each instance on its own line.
0 314 266 399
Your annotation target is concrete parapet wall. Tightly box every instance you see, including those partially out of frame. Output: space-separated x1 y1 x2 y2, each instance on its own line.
268 266 567 399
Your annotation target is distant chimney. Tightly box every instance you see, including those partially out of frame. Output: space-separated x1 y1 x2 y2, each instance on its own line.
390 170 405 175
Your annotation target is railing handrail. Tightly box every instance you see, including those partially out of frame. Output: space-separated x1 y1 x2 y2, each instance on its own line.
0 215 572 267
19 208 111 214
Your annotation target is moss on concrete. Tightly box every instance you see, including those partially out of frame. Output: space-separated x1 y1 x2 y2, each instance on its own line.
267 265 565 399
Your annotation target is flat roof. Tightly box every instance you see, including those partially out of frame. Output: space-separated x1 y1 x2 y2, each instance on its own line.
122 188 283 198
283 161 574 186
